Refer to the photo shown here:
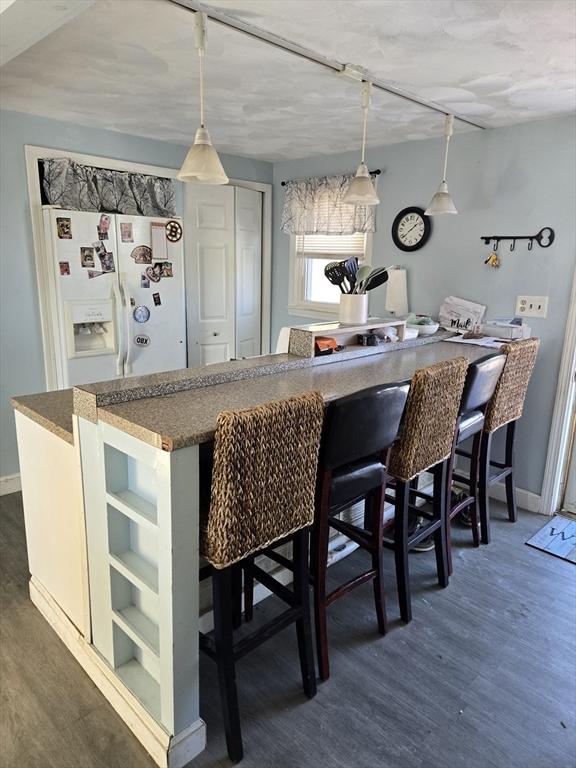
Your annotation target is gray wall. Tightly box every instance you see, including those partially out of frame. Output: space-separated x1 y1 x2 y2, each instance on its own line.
272 116 576 496
0 109 272 477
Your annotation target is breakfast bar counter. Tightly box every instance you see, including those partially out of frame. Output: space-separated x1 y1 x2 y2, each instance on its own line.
12 336 488 768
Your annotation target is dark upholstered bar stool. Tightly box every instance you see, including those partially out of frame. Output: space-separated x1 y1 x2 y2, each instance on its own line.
457 338 540 544
444 353 506 573
311 382 410 681
198 392 324 763
385 358 469 624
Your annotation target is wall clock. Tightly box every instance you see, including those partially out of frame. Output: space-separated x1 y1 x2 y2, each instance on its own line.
392 206 432 252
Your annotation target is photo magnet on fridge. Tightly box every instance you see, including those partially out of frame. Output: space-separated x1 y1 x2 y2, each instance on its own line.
99 251 115 273
80 247 95 268
97 214 111 240
92 241 107 257
87 270 104 279
158 261 173 277
56 217 72 239
59 261 70 276
141 273 150 288
120 222 134 243
131 245 152 264
153 292 161 306
145 264 161 283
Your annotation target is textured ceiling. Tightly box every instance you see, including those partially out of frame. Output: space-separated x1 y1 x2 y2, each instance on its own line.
1 0 574 161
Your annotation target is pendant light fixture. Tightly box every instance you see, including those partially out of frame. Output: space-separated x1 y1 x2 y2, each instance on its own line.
177 12 229 185
425 114 457 215
343 80 380 207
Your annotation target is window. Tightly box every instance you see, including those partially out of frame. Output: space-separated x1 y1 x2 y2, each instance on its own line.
288 232 371 316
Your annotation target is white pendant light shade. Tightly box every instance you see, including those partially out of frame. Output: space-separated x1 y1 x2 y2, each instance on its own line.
425 181 457 215
425 114 457 216
342 80 380 207
177 127 228 184
178 13 228 185
343 162 380 206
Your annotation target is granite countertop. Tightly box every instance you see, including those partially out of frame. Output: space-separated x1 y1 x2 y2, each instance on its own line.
98 342 487 451
11 389 74 445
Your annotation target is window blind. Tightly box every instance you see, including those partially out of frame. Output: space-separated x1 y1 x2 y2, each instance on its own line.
296 232 366 260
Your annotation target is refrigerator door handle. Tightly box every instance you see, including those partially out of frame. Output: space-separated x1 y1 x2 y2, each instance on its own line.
112 278 126 376
120 276 133 376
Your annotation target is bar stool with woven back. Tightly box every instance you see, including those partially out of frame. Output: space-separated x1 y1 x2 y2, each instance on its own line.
457 338 540 544
311 381 410 681
384 357 469 624
198 391 324 763
443 352 506 573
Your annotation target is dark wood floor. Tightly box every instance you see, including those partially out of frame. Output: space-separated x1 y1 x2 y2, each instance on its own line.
1 492 574 768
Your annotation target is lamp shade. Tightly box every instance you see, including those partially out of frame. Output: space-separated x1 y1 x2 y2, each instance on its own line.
425 181 457 216
177 127 229 185
342 162 380 206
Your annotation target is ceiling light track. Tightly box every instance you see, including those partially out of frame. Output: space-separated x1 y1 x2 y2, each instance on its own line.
167 0 488 131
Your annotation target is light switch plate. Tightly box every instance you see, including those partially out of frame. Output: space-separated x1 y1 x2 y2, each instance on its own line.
515 295 548 318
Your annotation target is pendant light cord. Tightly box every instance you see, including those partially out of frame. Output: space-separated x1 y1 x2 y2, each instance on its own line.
361 106 368 164
442 133 450 182
442 114 454 182
198 46 205 128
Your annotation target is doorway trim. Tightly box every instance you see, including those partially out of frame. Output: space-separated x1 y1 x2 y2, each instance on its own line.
24 144 273 390
540 264 576 515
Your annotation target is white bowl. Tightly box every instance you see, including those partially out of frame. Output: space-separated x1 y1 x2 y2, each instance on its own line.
404 327 419 340
415 322 439 336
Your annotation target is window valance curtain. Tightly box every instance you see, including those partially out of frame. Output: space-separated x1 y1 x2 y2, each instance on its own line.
280 173 376 235
41 158 176 217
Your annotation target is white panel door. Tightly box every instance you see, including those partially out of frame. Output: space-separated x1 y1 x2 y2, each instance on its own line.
235 188 262 358
115 215 186 377
184 186 235 366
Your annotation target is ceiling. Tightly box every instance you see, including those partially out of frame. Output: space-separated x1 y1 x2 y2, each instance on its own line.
1 0 574 161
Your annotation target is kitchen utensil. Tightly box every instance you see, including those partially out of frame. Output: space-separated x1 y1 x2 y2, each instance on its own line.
353 265 372 293
324 262 349 293
341 256 358 292
362 268 389 292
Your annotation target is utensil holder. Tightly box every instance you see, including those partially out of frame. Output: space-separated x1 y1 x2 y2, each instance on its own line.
339 294 368 325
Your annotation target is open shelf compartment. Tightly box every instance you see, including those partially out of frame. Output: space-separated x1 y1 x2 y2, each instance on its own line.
104 443 158 528
112 624 161 722
110 568 160 656
108 505 159 595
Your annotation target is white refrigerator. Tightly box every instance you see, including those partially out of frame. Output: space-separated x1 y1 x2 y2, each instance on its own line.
43 207 187 388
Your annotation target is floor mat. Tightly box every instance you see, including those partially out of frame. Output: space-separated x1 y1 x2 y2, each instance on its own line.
526 515 576 563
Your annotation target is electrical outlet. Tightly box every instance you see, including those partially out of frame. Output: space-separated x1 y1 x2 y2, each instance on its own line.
515 295 548 318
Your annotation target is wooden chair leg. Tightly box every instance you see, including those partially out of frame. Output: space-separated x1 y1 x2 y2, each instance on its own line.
469 433 481 548
313 475 331 681
479 431 492 545
231 563 242 630
394 480 411 624
505 421 518 523
243 557 254 622
444 434 458 577
433 462 449 588
369 486 387 635
293 529 317 699
212 568 243 763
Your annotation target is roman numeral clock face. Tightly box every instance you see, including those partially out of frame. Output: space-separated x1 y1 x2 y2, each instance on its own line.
392 207 432 252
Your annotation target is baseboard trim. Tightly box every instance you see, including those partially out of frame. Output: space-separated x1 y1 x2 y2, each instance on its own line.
0 473 21 496
29 577 206 768
453 474 542 515
488 481 541 514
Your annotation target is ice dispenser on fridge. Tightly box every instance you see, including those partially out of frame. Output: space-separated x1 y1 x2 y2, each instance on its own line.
64 299 117 358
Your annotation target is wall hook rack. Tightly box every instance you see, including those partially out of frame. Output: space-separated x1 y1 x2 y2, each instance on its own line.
481 227 555 252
